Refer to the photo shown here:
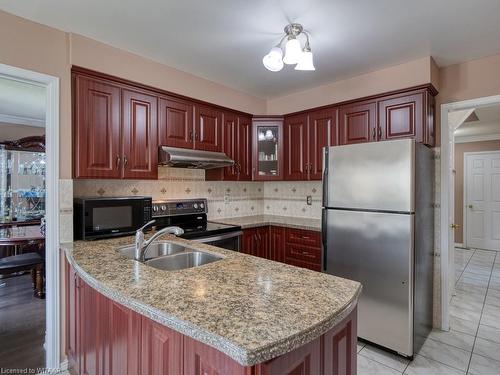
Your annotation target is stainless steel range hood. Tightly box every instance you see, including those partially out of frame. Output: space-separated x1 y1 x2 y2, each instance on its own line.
158 146 234 169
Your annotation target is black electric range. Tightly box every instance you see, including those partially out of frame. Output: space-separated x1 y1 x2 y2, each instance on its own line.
151 199 242 251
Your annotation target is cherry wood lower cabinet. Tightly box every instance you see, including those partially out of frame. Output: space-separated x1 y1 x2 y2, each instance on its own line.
241 226 322 271
66 259 357 375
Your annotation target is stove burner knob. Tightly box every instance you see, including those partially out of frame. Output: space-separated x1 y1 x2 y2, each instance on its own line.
193 203 198 209
153 206 159 212
161 205 166 211
200 203 205 209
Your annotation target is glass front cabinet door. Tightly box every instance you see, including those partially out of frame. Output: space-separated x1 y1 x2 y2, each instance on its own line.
252 117 284 181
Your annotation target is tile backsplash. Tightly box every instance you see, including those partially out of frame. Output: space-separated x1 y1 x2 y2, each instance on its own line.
73 167 322 220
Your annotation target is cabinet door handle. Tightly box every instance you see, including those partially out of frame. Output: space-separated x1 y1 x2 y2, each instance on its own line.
189 131 193 141
378 127 382 138
372 128 376 140
301 236 310 239
123 156 128 167
194 132 199 141
116 155 121 169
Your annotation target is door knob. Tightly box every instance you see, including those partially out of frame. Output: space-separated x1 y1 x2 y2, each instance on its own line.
450 223 460 229
468 204 473 209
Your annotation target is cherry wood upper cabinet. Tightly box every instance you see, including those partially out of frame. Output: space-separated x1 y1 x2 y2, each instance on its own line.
158 97 194 149
308 108 338 180
122 89 158 179
195 105 222 152
221 111 238 180
424 92 436 147
73 75 122 179
284 114 308 181
252 117 284 181
378 92 423 142
237 116 253 181
339 101 377 145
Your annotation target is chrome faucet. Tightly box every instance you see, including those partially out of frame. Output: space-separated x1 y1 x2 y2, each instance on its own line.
134 220 184 262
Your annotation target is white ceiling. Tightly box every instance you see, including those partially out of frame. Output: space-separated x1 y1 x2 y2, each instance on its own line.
2 0 500 98
455 105 500 140
0 77 45 127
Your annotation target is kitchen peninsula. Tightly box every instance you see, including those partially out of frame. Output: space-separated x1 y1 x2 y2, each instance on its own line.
62 234 361 375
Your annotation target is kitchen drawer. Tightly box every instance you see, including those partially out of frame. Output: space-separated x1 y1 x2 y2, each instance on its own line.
285 244 321 264
286 228 321 248
285 257 321 272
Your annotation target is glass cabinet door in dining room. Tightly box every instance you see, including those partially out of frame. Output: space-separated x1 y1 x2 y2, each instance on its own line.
252 117 284 181
0 139 46 224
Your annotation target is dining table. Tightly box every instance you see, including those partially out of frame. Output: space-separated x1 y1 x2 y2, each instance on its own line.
0 225 45 256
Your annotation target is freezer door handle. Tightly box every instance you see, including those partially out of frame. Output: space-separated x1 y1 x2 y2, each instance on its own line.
321 209 328 271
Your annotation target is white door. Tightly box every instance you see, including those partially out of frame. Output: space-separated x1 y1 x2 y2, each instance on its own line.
465 151 500 251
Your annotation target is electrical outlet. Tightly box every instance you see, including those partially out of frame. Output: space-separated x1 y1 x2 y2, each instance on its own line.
306 195 312 205
224 192 230 205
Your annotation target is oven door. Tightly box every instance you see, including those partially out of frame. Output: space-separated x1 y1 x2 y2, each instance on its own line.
83 198 151 239
191 231 242 251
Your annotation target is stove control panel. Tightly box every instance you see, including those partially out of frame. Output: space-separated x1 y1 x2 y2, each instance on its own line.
152 199 208 217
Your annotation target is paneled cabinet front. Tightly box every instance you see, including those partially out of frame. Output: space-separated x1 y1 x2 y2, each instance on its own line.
195 104 222 152
122 89 158 179
284 114 308 181
73 73 158 180
73 75 122 179
339 101 377 145
158 96 194 149
283 109 337 181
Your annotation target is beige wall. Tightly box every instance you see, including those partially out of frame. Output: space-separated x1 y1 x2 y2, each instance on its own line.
0 11 267 179
266 56 437 114
454 140 500 243
0 122 45 141
0 11 71 178
436 53 500 145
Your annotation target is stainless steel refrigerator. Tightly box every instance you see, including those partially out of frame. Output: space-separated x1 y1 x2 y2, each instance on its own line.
322 139 434 357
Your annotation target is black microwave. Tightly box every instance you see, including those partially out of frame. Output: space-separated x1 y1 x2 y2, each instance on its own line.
74 196 152 240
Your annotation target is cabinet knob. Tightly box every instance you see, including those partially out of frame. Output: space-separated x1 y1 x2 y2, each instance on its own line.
468 204 473 209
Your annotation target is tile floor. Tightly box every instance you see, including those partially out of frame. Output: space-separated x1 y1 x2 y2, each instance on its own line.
357 247 500 374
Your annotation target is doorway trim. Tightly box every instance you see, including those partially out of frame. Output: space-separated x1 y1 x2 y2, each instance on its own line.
0 63 60 369
463 150 500 250
440 94 500 330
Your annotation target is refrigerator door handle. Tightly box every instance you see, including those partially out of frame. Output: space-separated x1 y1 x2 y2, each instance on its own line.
322 147 329 206
321 209 328 271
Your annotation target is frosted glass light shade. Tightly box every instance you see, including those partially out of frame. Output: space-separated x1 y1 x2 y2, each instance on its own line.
283 38 302 65
262 47 284 72
295 50 315 71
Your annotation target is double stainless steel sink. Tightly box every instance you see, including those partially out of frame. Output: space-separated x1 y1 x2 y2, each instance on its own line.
118 241 223 271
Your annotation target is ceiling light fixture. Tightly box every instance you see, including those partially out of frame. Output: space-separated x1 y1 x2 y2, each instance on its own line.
262 23 315 72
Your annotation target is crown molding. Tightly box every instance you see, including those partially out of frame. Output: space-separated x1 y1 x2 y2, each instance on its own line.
0 113 45 127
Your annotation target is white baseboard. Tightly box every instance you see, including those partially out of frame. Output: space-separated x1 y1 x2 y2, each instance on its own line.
455 243 465 248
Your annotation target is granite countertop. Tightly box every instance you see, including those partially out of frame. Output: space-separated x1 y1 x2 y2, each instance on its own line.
213 214 321 232
62 234 361 366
